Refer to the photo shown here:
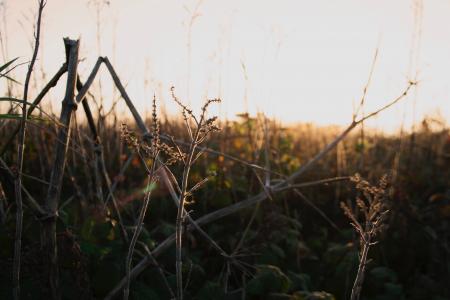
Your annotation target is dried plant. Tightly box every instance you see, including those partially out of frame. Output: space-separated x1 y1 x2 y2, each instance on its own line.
120 90 220 300
121 94 188 300
0 10 418 296
105 81 413 299
170 87 220 300
341 173 390 300
12 1 46 299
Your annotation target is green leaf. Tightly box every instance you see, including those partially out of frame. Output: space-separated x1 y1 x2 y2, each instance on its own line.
92 261 121 297
247 265 292 295
0 114 22 120
196 281 225 300
270 243 286 259
80 241 100 256
370 266 398 283
157 221 175 237
132 282 161 300
383 282 403 297
288 272 311 292
267 293 293 299
141 181 158 194
81 218 96 241
308 291 336 300
0 113 50 122
0 57 19 73
0 73 20 84
290 291 336 300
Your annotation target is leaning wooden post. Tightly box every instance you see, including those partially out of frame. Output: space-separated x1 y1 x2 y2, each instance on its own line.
42 38 79 300
102 57 149 135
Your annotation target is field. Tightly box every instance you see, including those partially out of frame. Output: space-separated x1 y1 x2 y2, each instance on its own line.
1 1 450 300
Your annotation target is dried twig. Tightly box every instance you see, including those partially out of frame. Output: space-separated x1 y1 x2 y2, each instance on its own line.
341 174 390 300
172 96 220 300
121 99 165 300
0 157 46 217
104 82 413 299
124 173 156 300
13 1 45 298
138 241 175 299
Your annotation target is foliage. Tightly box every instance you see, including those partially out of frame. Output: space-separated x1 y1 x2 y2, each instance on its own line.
0 100 449 299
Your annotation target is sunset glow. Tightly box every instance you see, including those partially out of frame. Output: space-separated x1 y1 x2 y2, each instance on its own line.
1 0 449 130
1 2 449 299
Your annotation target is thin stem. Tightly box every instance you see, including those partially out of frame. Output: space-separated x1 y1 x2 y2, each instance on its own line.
138 241 175 299
350 238 371 300
0 157 45 217
13 1 45 299
161 166 229 257
124 152 158 300
175 105 208 300
104 83 413 300
175 143 197 300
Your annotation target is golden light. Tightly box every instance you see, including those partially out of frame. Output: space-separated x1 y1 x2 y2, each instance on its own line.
1 0 449 131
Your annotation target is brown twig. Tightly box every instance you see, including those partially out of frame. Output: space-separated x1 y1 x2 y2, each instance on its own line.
341 174 390 300
173 97 220 300
138 241 175 299
13 1 45 298
160 166 228 257
275 176 350 191
0 157 46 217
124 172 157 300
104 82 413 299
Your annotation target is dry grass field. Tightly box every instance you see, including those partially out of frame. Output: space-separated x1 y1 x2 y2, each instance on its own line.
0 1 449 300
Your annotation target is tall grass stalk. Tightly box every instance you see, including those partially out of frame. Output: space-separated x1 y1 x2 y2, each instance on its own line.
341 174 390 300
171 88 220 300
13 1 45 299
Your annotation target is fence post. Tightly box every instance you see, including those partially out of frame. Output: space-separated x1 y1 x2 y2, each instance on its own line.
42 38 79 300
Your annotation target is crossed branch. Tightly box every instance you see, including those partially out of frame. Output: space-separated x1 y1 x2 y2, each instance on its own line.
0 38 415 300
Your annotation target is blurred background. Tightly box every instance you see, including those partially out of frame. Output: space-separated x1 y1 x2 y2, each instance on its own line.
0 0 448 130
0 1 449 299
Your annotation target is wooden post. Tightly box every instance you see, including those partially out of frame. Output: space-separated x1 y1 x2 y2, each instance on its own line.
42 38 79 300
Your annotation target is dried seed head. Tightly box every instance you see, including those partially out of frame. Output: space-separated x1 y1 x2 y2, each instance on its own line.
342 173 391 242
201 98 221 113
151 94 161 149
170 86 194 119
121 123 139 150
340 201 354 221
157 142 185 165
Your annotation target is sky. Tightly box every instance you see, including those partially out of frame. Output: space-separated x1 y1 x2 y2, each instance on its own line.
0 0 449 131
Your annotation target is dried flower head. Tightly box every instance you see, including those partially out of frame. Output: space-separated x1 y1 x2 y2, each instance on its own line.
343 173 392 300
121 95 185 166
342 173 390 242
121 124 139 150
151 94 161 149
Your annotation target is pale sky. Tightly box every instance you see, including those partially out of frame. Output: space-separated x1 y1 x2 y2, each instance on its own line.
1 0 449 131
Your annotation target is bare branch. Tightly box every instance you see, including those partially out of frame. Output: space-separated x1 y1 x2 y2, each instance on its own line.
13 1 45 298
104 82 412 299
